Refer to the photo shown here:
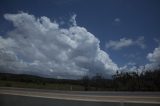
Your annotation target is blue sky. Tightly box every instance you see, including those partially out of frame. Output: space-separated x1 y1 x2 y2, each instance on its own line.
0 0 160 78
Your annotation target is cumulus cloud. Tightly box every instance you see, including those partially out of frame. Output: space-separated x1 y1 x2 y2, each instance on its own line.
120 44 160 72
147 46 160 63
144 38 160 70
0 12 118 79
106 37 145 50
135 46 160 71
145 45 160 70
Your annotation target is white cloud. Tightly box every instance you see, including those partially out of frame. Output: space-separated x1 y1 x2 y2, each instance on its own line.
114 18 120 22
131 45 160 71
145 38 160 70
0 12 118 79
144 63 160 71
70 14 77 26
106 38 133 50
119 45 160 72
147 46 160 63
127 62 136 66
154 38 160 45
106 37 145 50
119 64 146 74
135 36 146 49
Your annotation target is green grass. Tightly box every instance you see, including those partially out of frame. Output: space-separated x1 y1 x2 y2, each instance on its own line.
0 80 84 91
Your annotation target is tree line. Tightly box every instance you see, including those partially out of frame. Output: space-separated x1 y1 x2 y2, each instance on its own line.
0 68 160 91
82 69 160 91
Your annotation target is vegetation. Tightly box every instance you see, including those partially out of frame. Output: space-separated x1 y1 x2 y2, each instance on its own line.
112 69 160 91
0 69 160 91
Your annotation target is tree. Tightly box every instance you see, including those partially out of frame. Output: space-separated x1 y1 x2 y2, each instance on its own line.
92 73 104 90
82 75 90 91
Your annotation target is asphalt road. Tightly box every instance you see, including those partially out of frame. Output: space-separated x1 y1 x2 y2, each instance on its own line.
0 87 160 106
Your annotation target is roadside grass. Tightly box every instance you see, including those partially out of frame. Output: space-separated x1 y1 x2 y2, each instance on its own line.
0 80 84 91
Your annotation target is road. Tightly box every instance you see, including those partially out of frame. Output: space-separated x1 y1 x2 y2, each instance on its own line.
0 87 160 106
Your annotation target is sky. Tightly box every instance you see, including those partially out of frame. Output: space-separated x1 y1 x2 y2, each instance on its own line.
0 0 160 79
